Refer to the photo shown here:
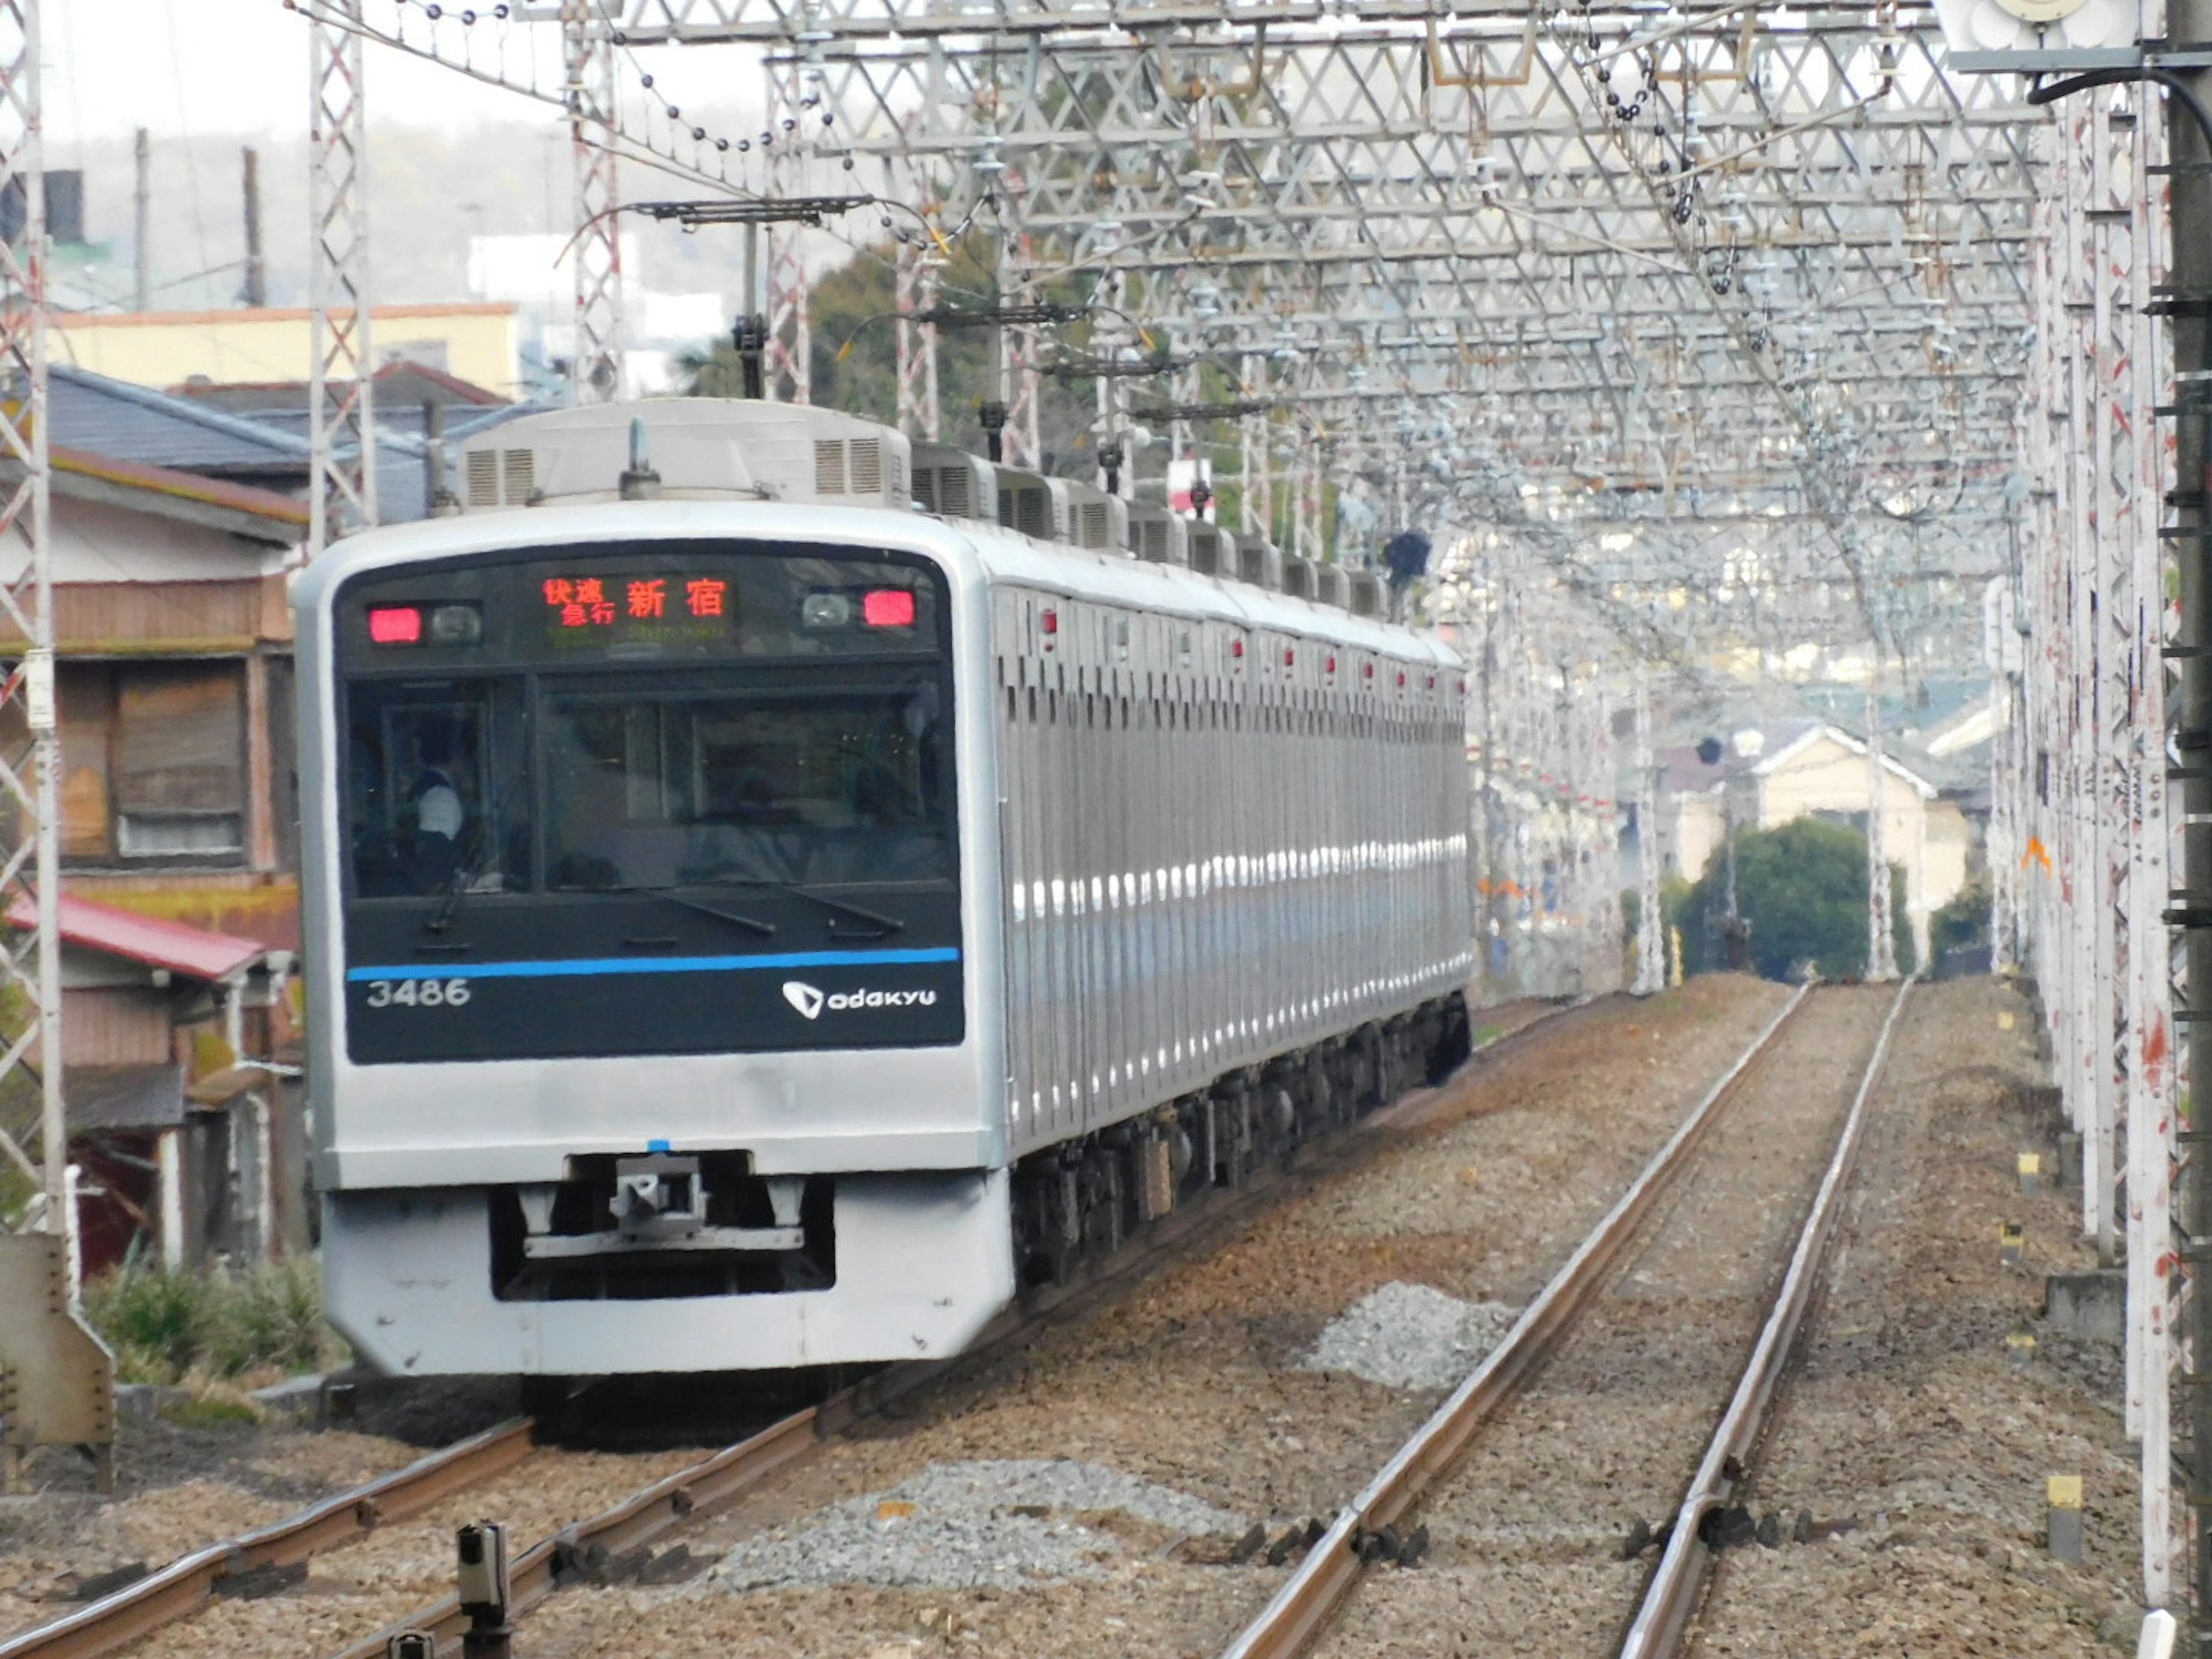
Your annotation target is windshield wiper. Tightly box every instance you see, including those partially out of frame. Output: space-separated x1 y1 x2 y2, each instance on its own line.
552 881 778 940
681 880 904 940
658 890 778 938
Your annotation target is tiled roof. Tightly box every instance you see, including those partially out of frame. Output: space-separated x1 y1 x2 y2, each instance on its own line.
166 357 512 414
50 363 312 476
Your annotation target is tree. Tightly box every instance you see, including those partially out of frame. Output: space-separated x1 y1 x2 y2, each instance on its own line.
1678 817 1915 982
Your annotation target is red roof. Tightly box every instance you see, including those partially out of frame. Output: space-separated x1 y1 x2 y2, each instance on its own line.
6 892 267 981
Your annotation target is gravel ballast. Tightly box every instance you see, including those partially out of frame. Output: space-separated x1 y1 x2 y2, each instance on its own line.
19 976 2135 1659
1311 984 1895 1658
1297 1281 1520 1391
708 1459 1249 1590
520 975 1801 1658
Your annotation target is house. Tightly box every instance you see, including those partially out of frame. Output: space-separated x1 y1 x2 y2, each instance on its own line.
166 357 526 453
0 441 308 1266
1648 719 1975 965
0 894 294 1274
51 362 437 521
48 302 522 402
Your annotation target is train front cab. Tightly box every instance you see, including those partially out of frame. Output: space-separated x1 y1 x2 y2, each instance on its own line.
299 509 1016 1375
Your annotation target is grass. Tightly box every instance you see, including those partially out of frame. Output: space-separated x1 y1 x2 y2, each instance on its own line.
82 1256 346 1391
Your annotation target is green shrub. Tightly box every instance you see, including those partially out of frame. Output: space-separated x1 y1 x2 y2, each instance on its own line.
1678 817 1916 982
1931 870 1993 959
84 1257 342 1386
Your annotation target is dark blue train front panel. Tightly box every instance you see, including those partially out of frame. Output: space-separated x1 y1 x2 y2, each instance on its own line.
333 538 963 1063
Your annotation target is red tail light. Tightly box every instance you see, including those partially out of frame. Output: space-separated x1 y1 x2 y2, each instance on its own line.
863 588 916 627
368 605 423 645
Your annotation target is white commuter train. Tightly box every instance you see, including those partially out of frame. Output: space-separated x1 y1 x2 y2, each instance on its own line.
295 400 1474 1376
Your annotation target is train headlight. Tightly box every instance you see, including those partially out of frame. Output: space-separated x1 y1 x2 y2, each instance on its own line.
427 603 483 645
801 590 853 629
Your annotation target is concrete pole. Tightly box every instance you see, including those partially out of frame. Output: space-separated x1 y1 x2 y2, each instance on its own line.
240 146 266 308
131 128 149 312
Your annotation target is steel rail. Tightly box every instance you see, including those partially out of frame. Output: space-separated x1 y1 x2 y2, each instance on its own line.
0 994 1591 1659
318 996 1603 1659
329 1405 828 1659
0 1416 535 1659
1218 983 1815 1659
1619 975 1916 1659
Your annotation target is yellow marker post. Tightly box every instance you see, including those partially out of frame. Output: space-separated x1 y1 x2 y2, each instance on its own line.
1999 1222 2024 1265
2046 1475 2083 1563
2005 1327 2037 1364
2018 1152 2042 1198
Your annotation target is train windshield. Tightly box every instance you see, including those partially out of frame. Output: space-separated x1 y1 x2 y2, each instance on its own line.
337 541 956 901
542 676 950 890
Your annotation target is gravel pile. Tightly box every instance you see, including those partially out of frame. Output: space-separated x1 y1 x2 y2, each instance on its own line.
1298 1281 1521 1390
708 1460 1249 1590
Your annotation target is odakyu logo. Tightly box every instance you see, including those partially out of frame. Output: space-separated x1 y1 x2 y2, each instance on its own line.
781 980 938 1020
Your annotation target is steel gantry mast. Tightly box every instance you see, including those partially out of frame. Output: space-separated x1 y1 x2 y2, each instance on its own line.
563 0 626 403
0 0 112 1494
0 0 62 1249
307 0 376 554
1998 48 2184 1619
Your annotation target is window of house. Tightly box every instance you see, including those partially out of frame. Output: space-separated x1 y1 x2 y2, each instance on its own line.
60 662 247 865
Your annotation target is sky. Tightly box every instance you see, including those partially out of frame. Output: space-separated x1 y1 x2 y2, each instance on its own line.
41 1 749 151
50 2 510 147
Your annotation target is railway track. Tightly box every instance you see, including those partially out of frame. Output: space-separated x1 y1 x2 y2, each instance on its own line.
0 997 1592 1659
0 1418 535 1659
1220 979 1909 1659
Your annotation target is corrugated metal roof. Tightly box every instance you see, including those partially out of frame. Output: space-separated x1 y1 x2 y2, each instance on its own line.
0 1062 187 1145
7 892 267 981
72 1064 187 1132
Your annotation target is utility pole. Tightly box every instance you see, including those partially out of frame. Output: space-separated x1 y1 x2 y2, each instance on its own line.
240 146 265 308
131 128 148 312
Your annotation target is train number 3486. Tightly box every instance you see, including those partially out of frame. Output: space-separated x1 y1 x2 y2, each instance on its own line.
362 978 474 1009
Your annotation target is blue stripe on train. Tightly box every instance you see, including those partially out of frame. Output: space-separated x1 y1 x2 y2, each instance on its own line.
344 946 961 982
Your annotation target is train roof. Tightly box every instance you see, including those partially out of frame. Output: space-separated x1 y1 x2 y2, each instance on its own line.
300 399 1456 666
296 497 1457 670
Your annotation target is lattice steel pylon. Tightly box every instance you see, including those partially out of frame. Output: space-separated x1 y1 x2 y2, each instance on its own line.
2006 71 2184 1612
894 240 941 441
761 58 812 404
563 0 625 403
307 0 376 554
1631 675 1665 997
1865 687 1898 983
0 0 65 1252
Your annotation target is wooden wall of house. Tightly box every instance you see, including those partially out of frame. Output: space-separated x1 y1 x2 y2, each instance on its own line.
0 577 290 652
60 986 173 1066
